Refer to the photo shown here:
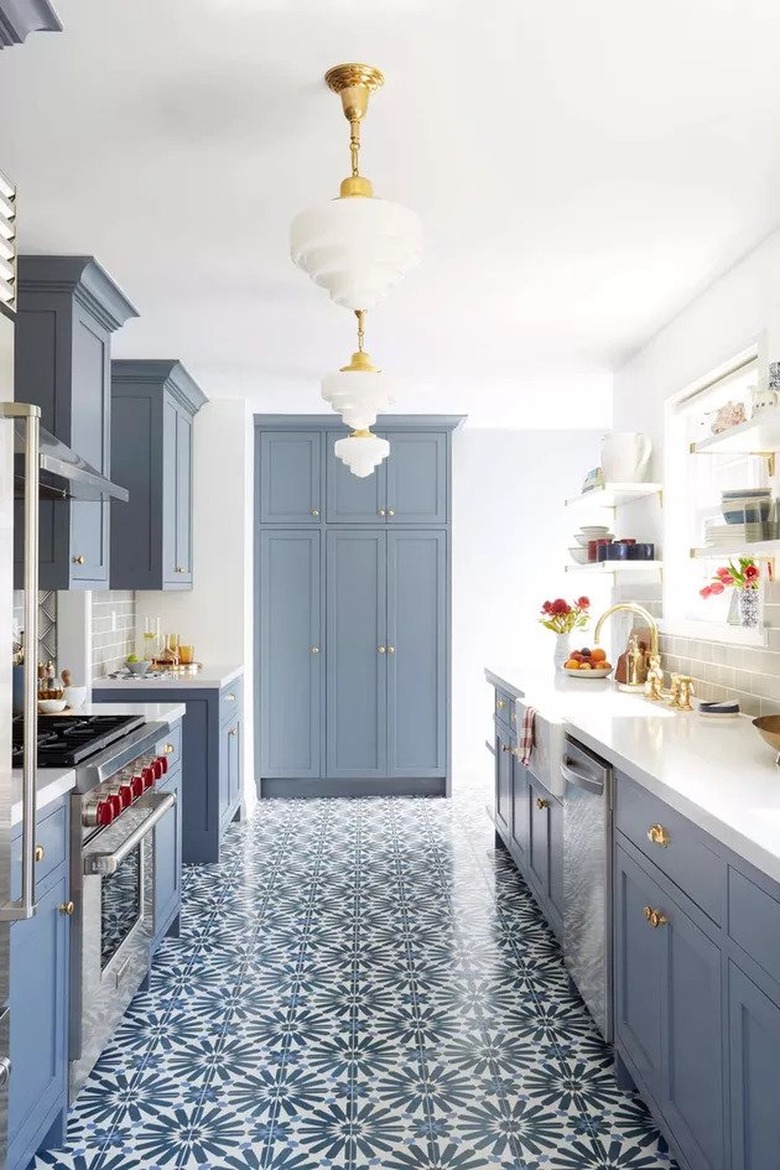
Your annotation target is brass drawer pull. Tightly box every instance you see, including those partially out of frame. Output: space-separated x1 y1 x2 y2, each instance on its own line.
536 797 549 810
225 693 236 702
34 845 45 863
59 901 75 917
644 905 668 929
496 699 506 710
647 823 670 848
72 555 85 565
163 743 175 755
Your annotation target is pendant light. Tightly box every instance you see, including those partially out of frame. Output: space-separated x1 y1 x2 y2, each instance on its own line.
334 428 390 478
322 309 394 430
290 64 423 310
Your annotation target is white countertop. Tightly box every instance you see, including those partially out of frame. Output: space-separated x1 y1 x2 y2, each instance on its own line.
92 665 243 690
486 666 780 884
11 701 186 827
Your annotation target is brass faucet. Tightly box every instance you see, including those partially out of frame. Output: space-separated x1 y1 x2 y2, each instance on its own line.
594 603 665 702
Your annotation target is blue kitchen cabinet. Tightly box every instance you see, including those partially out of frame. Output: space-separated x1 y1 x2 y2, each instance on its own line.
614 841 724 1170
325 428 449 524
8 798 70 1170
494 721 512 844
14 255 138 589
258 430 322 523
326 530 387 780
510 755 528 860
220 717 242 831
326 429 385 523
0 1 61 49
93 679 244 864
109 360 207 590
258 530 321 779
387 531 447 778
728 962 780 1170
153 763 182 951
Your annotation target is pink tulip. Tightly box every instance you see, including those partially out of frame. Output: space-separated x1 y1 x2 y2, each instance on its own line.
700 586 712 598
709 581 725 595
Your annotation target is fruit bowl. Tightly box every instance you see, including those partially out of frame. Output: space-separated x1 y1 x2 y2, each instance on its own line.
38 698 67 714
753 715 780 757
126 659 150 677
564 666 613 679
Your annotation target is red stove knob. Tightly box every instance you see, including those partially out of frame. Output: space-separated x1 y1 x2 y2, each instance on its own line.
141 766 155 791
118 784 133 809
107 794 123 819
156 755 168 776
96 799 115 827
130 774 145 799
152 757 164 780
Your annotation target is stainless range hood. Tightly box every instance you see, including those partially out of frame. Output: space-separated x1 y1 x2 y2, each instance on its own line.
10 415 129 502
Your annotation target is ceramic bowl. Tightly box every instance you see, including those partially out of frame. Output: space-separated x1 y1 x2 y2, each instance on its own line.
63 686 87 711
38 698 67 714
579 525 611 535
569 547 590 565
126 659 150 677
753 715 780 755
574 532 613 547
563 666 613 679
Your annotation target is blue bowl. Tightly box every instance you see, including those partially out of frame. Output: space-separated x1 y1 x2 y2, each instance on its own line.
722 500 771 525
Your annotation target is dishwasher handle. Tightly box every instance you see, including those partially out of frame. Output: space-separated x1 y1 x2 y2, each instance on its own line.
561 758 605 796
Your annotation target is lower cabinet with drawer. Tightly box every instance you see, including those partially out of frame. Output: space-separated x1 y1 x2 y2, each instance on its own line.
8 797 71 1170
93 679 245 863
614 770 780 1170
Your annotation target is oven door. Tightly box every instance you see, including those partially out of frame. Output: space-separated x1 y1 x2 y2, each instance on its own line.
70 791 175 1101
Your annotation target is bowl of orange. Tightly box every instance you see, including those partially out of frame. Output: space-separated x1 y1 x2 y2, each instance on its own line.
563 647 613 679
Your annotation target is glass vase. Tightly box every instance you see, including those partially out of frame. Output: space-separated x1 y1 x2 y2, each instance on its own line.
554 633 571 671
738 587 760 629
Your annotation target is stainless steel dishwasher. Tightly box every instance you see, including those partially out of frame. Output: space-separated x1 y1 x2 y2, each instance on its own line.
561 735 613 1041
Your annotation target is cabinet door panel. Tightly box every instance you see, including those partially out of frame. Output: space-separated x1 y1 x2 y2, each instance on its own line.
548 796 564 925
228 719 242 806
510 757 528 859
729 962 780 1170
326 430 386 522
387 531 446 777
326 531 387 778
494 724 512 842
666 906 724 1170
70 312 109 583
154 769 182 944
614 846 666 1098
8 871 69 1167
527 776 552 898
162 398 178 585
259 431 321 523
259 531 321 778
386 432 447 524
175 407 193 582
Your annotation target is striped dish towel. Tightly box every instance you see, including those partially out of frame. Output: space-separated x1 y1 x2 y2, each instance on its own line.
519 705 537 767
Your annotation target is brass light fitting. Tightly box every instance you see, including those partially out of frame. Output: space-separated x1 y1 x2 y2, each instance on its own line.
324 63 385 198
339 309 380 374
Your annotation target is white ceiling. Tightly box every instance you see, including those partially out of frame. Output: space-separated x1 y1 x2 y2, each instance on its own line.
3 0 780 425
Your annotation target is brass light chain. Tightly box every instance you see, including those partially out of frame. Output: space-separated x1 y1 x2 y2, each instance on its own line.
350 118 361 177
355 309 366 353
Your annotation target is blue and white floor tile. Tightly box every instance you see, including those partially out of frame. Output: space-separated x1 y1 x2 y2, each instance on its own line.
35 787 678 1169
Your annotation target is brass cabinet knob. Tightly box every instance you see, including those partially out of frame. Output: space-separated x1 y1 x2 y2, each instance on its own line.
226 693 236 701
643 905 668 929
311 508 319 516
73 555 85 565
378 646 386 654
500 743 511 753
496 699 506 710
59 901 75 917
163 743 175 755
229 727 238 737
388 508 396 517
536 797 549 810
387 646 395 654
647 823 671 848
34 845 45 863
378 509 386 517
311 646 320 654
176 566 187 573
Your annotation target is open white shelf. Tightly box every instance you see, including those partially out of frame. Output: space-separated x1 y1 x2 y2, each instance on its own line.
691 541 780 559
692 405 780 455
565 482 663 509
565 560 663 574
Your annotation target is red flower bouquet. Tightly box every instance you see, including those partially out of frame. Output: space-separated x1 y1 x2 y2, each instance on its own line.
700 558 759 600
539 596 591 634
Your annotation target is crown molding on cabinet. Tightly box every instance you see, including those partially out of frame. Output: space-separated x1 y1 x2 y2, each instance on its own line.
18 255 138 332
0 0 61 48
111 359 208 415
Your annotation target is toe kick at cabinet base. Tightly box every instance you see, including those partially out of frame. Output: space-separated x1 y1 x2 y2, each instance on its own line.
258 777 448 799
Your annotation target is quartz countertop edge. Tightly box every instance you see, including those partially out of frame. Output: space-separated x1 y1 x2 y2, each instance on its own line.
92 664 244 690
486 666 780 885
10 701 187 827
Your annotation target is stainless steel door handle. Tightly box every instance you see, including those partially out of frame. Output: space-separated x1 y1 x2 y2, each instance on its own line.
0 1056 11 1087
83 792 176 876
560 761 604 796
0 404 40 921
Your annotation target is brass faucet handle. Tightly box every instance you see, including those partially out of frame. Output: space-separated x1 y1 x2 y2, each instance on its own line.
645 653 665 702
677 676 695 711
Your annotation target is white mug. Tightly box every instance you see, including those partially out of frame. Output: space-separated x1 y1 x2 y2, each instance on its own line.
63 686 87 712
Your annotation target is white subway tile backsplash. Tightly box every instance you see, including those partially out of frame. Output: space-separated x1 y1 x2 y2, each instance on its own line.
91 591 136 678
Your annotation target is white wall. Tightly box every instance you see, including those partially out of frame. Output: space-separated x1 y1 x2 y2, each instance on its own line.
135 399 256 810
451 428 604 784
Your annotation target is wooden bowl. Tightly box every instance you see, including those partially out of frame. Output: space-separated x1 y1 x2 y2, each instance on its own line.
753 715 780 756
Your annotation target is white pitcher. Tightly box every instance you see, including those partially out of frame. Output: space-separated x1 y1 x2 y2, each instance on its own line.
600 432 652 483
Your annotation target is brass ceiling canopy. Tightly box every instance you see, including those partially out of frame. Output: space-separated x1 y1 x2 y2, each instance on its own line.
324 63 386 198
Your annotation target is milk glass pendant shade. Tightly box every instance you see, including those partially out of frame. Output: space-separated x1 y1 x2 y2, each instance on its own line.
322 309 395 430
334 430 390 478
290 63 422 310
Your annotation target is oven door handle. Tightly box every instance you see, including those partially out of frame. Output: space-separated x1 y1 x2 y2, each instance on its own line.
83 792 176 876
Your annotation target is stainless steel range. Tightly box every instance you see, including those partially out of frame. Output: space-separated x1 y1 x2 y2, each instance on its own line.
66 718 176 1100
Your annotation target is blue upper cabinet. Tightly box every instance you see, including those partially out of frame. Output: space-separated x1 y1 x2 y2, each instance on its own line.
325 427 449 524
258 431 322 523
259 530 321 779
14 256 138 589
0 1 61 49
109 360 207 590
386 530 446 777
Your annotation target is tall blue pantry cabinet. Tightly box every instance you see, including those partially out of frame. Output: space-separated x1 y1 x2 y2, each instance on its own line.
255 416 463 798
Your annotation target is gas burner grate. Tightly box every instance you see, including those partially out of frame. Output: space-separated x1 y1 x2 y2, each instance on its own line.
12 714 145 768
